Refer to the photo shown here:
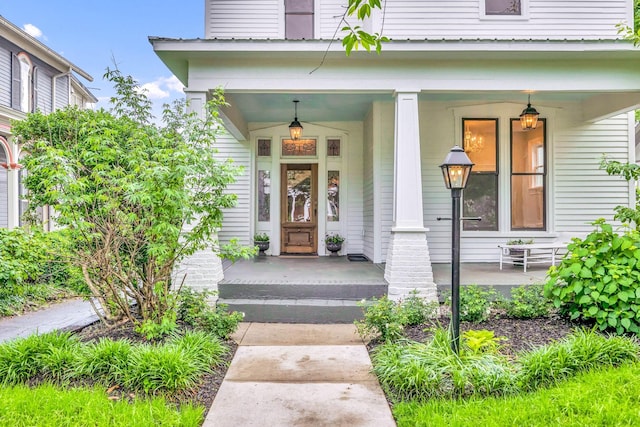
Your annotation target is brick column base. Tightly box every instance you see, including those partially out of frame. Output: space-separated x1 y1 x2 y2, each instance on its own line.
384 230 436 302
173 249 224 294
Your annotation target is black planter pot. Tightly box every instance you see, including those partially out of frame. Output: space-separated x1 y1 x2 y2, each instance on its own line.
509 248 529 266
326 242 342 256
255 241 270 255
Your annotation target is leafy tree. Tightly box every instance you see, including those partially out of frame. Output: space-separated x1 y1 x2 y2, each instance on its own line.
342 0 388 55
12 69 253 329
600 157 640 229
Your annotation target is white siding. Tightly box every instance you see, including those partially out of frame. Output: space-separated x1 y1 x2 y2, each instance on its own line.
317 0 346 39
554 115 631 232
363 109 375 260
206 0 282 39
0 46 10 108
378 102 394 262
206 0 629 40
346 123 364 254
378 0 627 40
216 133 252 246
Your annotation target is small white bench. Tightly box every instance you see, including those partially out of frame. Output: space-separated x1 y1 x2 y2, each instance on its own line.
498 242 567 272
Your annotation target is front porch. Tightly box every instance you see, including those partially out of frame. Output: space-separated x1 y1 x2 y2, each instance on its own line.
218 257 551 323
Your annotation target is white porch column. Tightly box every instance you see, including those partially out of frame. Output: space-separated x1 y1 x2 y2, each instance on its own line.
173 91 224 292
384 92 436 302
6 166 19 229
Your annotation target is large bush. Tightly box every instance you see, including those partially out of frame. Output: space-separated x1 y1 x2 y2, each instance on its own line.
544 219 640 335
12 69 253 328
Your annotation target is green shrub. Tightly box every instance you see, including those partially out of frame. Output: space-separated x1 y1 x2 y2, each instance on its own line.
544 219 640 335
462 330 506 355
169 330 227 369
0 332 80 385
80 338 133 384
393 363 640 427
517 328 639 391
124 344 204 393
0 228 87 316
506 286 553 319
177 288 243 339
398 290 438 326
445 285 497 323
355 295 407 342
372 328 517 401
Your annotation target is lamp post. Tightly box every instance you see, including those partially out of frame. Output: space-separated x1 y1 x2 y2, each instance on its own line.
439 145 474 353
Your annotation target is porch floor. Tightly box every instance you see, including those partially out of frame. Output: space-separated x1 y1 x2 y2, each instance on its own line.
222 256 550 287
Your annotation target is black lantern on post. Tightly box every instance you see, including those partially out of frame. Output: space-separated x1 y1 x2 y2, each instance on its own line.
439 145 474 353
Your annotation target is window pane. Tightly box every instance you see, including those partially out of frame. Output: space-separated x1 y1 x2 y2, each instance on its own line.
327 171 339 222
463 118 498 230
285 14 314 39
463 174 498 231
511 119 545 230
287 169 312 222
511 175 544 229
258 170 271 222
486 0 521 15
285 0 313 13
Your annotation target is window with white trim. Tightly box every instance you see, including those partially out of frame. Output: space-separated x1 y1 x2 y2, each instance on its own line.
485 0 521 16
12 53 33 113
285 0 314 39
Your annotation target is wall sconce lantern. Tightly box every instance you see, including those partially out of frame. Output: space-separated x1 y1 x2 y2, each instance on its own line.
519 94 540 131
439 145 474 353
289 100 303 140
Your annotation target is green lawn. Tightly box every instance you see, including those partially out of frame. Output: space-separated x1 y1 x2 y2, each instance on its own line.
0 384 203 427
393 363 640 427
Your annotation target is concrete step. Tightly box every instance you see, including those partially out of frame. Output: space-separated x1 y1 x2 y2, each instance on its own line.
218 281 387 301
219 298 365 324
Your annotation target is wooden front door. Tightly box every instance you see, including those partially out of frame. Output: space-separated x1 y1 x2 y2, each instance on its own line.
281 164 318 254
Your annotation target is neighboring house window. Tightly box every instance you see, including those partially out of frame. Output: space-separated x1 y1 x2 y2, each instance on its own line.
462 119 499 231
12 53 34 113
485 0 521 16
285 0 314 39
511 119 546 230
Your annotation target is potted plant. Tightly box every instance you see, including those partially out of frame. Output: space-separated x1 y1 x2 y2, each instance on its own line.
506 238 534 266
254 233 270 255
325 233 345 256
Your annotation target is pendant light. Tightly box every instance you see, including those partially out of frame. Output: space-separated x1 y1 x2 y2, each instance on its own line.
519 94 540 130
289 100 303 140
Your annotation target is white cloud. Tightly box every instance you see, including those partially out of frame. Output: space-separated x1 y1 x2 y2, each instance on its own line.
136 76 185 100
23 23 43 39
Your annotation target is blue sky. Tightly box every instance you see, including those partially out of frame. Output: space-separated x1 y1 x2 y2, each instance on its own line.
2 0 203 115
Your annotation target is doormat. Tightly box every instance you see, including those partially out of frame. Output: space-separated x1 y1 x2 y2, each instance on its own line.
347 254 369 262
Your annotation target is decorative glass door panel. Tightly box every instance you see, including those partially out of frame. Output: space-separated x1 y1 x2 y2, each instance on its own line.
281 164 317 254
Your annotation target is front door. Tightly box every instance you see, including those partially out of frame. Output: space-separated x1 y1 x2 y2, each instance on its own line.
281 164 317 254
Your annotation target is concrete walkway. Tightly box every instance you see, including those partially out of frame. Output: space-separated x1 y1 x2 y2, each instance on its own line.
0 298 97 343
203 323 396 427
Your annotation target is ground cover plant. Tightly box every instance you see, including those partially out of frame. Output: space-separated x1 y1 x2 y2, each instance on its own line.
0 384 203 427
392 362 640 427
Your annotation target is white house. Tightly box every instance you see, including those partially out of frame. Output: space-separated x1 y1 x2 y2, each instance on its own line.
151 0 640 300
0 15 96 230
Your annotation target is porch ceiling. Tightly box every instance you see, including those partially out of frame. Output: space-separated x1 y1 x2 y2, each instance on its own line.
223 91 593 127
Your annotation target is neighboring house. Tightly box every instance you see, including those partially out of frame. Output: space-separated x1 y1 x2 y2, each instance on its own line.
151 0 640 300
0 15 96 230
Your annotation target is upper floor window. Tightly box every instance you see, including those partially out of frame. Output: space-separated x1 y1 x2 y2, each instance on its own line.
485 0 521 16
12 53 36 113
285 0 314 39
